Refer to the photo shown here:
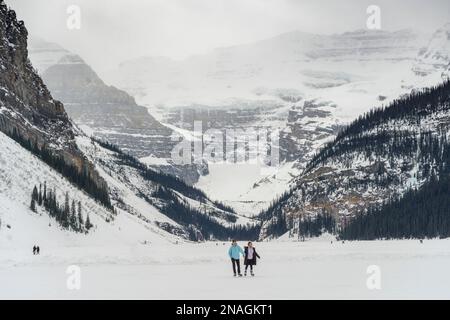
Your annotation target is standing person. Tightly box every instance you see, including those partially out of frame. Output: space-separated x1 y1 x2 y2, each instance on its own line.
228 240 244 277
244 242 260 276
36 246 40 255
32 245 36 255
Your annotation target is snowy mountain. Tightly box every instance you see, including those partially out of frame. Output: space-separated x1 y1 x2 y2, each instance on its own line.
0 2 257 245
104 28 436 213
260 80 450 240
25 3 450 218
28 37 205 185
0 3 110 206
28 38 174 159
413 23 450 79
105 29 423 109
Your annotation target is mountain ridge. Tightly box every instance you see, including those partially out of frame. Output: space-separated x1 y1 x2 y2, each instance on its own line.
260 80 450 240
28 37 207 185
0 2 111 206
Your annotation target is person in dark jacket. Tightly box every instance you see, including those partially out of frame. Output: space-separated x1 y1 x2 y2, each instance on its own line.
244 242 260 276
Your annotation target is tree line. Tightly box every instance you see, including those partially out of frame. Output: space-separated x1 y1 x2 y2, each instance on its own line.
9 128 112 209
92 137 235 213
339 174 450 240
296 211 336 239
306 80 450 173
30 182 93 233
257 190 292 238
93 137 258 241
91 137 260 241
150 186 260 241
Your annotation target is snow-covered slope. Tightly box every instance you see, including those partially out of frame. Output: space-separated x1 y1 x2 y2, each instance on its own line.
0 131 179 249
0 106 253 246
196 161 299 216
0 118 253 247
260 80 450 240
76 136 255 232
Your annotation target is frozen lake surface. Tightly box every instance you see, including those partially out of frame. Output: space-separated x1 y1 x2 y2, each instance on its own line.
1 238 450 299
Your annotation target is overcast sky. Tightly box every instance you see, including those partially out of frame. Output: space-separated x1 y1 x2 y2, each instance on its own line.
7 0 450 73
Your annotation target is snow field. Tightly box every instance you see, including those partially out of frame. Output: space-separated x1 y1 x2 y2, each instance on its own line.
1 239 450 299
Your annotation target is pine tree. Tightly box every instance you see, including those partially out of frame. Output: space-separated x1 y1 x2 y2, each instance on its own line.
45 189 51 211
85 213 92 231
32 185 39 202
77 201 84 231
38 184 43 206
43 182 47 205
70 199 77 231
30 198 36 213
62 192 70 228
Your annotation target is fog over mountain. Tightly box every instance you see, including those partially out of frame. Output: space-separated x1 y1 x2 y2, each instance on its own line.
8 0 450 73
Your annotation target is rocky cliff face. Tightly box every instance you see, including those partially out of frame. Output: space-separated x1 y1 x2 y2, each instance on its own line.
28 38 206 185
41 53 176 158
0 2 107 192
413 23 450 78
280 99 341 165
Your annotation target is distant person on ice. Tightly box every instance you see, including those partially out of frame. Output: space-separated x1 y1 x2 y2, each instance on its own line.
244 242 260 276
228 240 244 277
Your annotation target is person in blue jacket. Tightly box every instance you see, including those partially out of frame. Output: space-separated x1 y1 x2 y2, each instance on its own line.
228 239 244 277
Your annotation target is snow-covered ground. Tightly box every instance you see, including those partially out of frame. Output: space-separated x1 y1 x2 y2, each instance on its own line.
1 238 450 299
0 130 181 246
195 162 298 216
